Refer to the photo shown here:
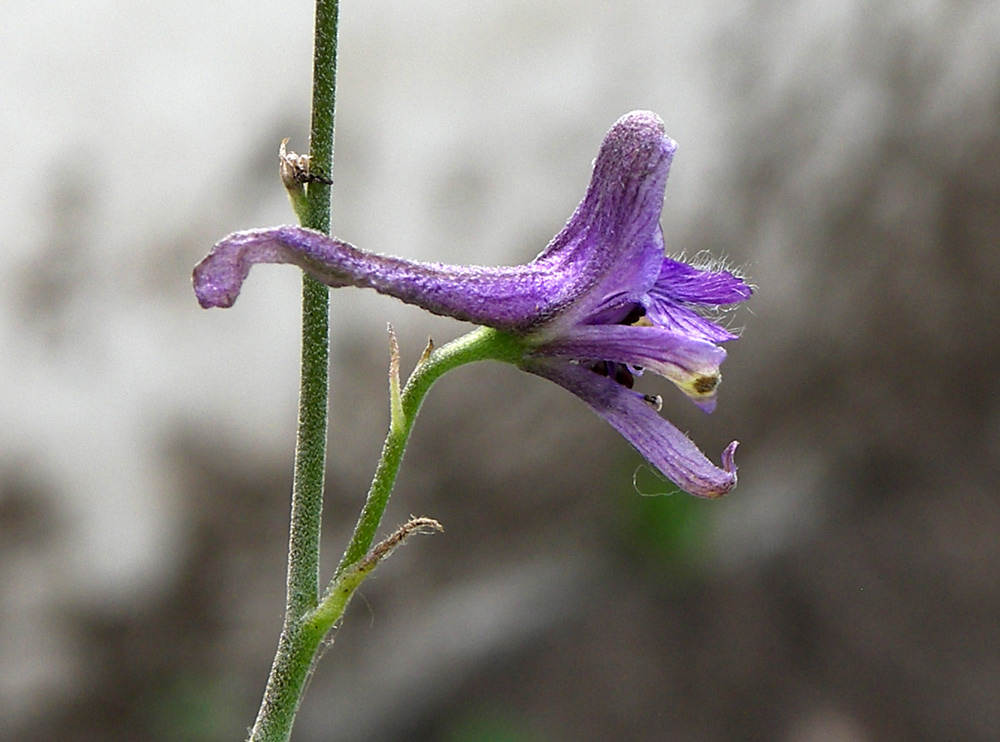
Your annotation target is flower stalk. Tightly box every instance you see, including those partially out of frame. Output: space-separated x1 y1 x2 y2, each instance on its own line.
335 327 523 576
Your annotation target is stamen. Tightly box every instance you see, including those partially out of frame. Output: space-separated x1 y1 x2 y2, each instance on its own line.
642 394 663 412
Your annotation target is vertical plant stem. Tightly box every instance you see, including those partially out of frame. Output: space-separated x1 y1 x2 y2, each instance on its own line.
248 1 339 741
305 0 338 234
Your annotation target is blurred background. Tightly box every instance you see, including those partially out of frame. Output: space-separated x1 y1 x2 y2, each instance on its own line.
2 0 998 740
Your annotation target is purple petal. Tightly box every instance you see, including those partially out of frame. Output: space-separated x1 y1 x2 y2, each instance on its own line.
654 258 752 305
192 226 587 332
644 298 739 343
530 111 677 323
645 259 752 342
532 324 726 412
523 359 738 498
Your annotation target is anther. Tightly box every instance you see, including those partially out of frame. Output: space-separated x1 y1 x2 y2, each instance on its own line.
642 394 663 412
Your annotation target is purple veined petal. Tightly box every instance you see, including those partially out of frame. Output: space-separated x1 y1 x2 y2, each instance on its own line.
533 324 726 412
643 296 740 343
522 359 738 498
529 111 677 322
653 258 753 305
644 259 752 343
192 226 588 332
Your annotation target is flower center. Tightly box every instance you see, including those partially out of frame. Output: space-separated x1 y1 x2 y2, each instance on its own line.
585 303 650 389
590 360 636 388
620 304 646 325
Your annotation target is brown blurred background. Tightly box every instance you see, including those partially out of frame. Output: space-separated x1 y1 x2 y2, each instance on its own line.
2 1 998 740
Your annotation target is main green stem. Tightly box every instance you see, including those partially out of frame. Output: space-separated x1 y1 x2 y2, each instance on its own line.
244 4 526 740
247 1 339 740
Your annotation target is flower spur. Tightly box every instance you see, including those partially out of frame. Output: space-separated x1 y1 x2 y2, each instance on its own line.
193 111 752 497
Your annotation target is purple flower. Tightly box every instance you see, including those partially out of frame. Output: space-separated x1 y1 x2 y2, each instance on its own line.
194 111 751 497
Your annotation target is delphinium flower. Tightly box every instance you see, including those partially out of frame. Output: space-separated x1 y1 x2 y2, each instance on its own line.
194 110 751 497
